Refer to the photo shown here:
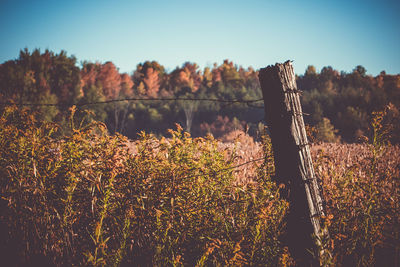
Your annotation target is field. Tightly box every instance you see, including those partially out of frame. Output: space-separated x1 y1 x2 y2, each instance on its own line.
0 107 399 266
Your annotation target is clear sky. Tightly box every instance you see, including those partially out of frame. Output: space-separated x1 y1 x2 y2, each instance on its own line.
0 0 399 75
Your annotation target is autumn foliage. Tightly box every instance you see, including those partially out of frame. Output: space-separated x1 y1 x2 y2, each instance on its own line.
312 110 400 266
0 49 400 266
1 106 399 266
0 106 287 266
1 49 399 142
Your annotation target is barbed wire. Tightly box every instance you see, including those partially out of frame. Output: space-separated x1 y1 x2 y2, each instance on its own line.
147 157 266 187
1 97 268 177
180 157 265 181
0 97 264 107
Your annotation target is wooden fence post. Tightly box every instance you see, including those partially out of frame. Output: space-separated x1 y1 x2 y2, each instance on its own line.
258 61 330 266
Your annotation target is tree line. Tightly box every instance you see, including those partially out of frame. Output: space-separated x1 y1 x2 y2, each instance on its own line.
1 48 399 143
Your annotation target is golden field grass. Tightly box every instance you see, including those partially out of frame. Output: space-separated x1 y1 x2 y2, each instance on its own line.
128 129 400 266
1 106 399 266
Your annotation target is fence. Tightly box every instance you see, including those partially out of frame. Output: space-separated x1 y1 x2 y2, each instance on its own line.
1 62 330 265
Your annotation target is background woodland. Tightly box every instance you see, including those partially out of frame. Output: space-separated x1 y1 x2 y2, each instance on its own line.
1 49 399 143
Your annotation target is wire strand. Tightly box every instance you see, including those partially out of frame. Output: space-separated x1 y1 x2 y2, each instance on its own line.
0 97 264 107
179 157 265 181
148 157 265 186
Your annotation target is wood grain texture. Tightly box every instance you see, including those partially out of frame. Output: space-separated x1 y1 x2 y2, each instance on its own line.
259 61 330 266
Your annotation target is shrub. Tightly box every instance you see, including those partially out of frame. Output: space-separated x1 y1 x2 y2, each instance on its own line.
0 106 287 266
314 110 400 266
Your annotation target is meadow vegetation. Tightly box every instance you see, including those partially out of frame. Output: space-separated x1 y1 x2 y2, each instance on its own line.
1 106 399 266
0 44 399 267
0 106 287 266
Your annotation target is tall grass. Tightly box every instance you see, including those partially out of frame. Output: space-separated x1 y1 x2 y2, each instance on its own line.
1 106 398 266
0 106 287 266
313 109 400 266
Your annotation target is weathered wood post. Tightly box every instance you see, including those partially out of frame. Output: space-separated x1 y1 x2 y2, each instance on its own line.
258 61 330 266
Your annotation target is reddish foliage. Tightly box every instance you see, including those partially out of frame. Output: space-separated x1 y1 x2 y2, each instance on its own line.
143 67 159 98
212 65 222 83
97 62 121 100
199 116 245 138
120 73 134 97
80 63 100 89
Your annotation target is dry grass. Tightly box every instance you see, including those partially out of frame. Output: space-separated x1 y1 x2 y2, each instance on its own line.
2 105 398 266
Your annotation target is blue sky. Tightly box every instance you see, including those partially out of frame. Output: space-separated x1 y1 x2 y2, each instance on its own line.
0 0 399 75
